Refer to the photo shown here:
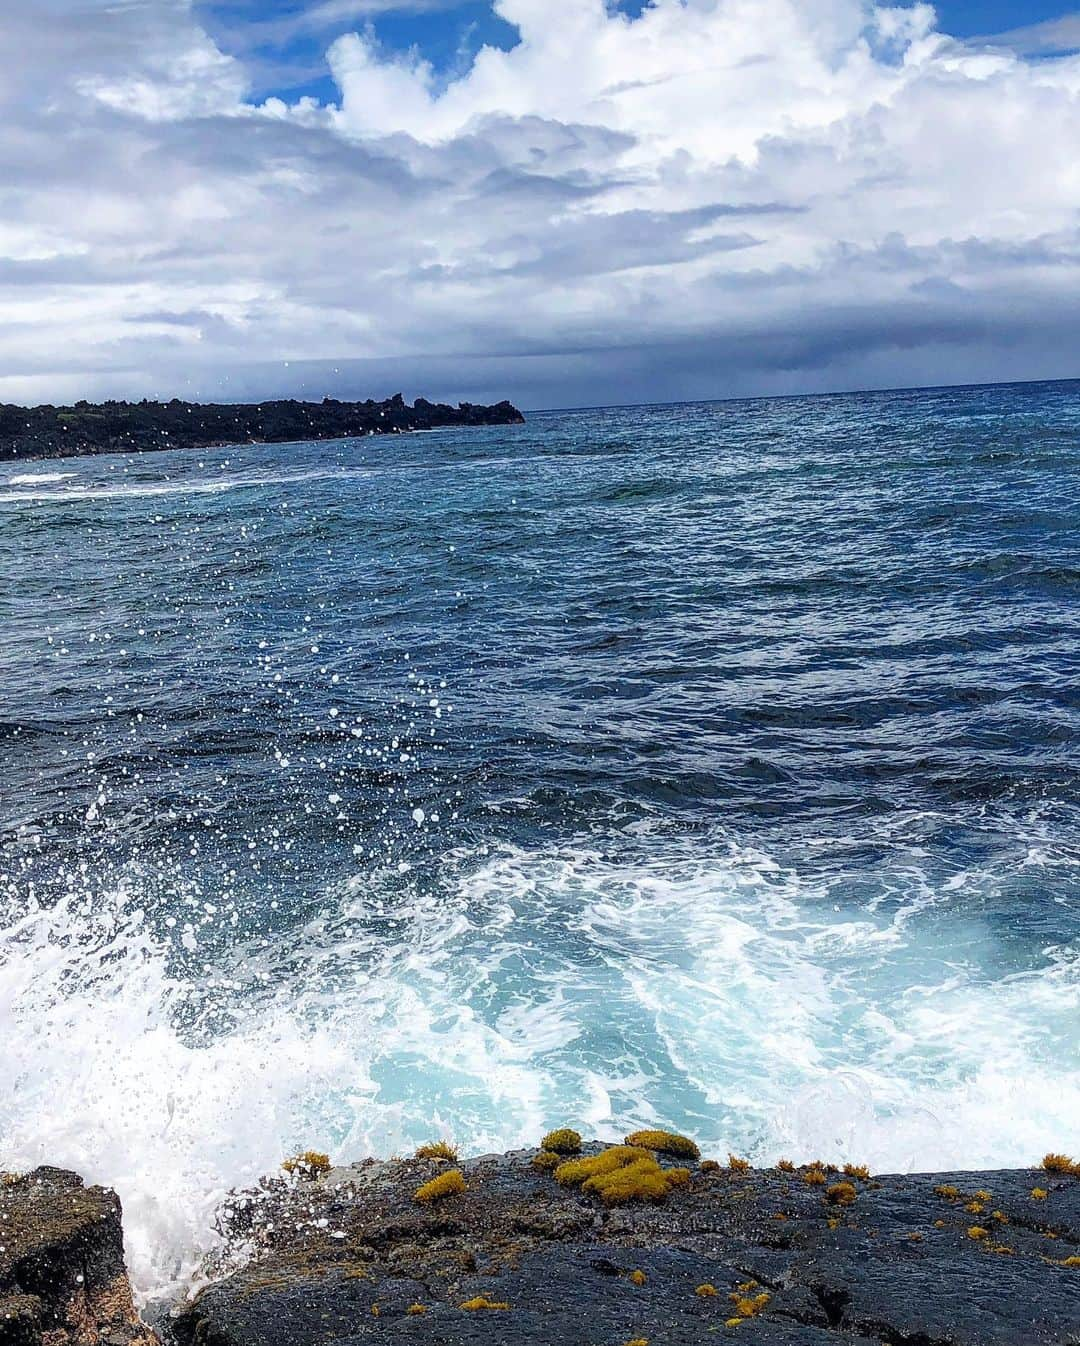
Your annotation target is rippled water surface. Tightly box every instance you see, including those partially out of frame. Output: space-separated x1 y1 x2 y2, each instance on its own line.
2 381 1078 1295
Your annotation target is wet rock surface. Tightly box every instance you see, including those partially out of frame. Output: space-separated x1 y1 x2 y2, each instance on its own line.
165 1146 1080 1345
0 1167 156 1345
0 394 524 462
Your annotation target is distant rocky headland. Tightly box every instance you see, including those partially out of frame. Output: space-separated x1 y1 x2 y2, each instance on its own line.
0 394 525 461
4 1136 1079 1344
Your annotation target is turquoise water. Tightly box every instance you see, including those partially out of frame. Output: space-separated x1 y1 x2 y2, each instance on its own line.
1 381 1078 1294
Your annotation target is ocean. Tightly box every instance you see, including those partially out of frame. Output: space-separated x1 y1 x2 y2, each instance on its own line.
1 380 1078 1298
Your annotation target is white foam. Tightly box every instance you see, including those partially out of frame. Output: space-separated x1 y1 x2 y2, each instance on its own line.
1 838 1077 1302
7 471 77 485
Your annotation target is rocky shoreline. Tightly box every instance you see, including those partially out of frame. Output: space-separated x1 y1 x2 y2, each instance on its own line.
0 394 525 462
4 1140 1078 1345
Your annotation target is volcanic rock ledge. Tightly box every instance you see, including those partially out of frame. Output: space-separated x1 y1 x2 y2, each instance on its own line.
165 1143 1080 1346
0 394 525 462
0 1167 155 1346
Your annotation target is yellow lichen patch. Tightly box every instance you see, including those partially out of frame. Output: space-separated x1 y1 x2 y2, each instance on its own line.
281 1150 331 1178
555 1146 647 1186
725 1318 744 1328
842 1164 870 1180
696 1284 718 1297
728 1292 771 1320
460 1296 510 1311
540 1128 582 1155
700 1159 721 1173
965 1201 986 1215
826 1182 857 1207
624 1130 701 1160
414 1169 466 1203
531 1151 562 1172
827 1217 840 1230
407 1304 426 1315
371 1305 380 1318
909 1233 923 1242
728 1155 750 1173
1031 1188 1049 1200
803 1168 827 1187
625 1339 649 1346
776 1159 795 1172
967 1226 989 1240
973 1189 992 1201
1057 1256 1080 1267
629 1270 647 1287
1042 1153 1080 1175
935 1184 960 1199
934 1220 947 1228
992 1210 1008 1224
415 1140 458 1162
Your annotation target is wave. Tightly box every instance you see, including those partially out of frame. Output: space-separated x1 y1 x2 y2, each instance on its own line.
2 834 1076 1302
6 471 77 485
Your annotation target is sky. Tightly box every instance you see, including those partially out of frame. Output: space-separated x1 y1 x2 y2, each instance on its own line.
2 1 1079 410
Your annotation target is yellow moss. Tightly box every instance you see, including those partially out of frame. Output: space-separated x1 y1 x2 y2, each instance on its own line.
967 1226 989 1240
583 1159 677 1206
973 1189 992 1201
1058 1256 1080 1267
700 1159 721 1173
629 1270 647 1286
414 1168 466 1203
281 1150 331 1178
407 1304 426 1315
531 1150 562 1172
556 1145 688 1206
1042 1153 1080 1175
842 1164 870 1180
624 1129 701 1160
803 1168 827 1187
827 1217 840 1230
992 1211 1008 1224
728 1291 771 1320
1031 1188 1049 1200
935 1185 960 1199
540 1128 582 1154
415 1140 458 1162
728 1155 750 1173
460 1296 510 1311
966 1201 986 1214
555 1146 647 1186
827 1182 857 1207
735 1282 759 1293
776 1159 795 1172
696 1284 718 1297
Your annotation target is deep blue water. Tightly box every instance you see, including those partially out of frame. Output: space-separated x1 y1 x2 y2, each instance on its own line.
1 380 1078 1292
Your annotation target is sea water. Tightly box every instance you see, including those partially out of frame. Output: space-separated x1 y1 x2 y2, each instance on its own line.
1 382 1078 1298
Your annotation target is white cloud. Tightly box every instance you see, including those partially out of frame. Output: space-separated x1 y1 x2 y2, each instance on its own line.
1 0 1079 407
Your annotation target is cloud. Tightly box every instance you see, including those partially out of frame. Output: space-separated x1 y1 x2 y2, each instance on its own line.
1 0 1079 407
